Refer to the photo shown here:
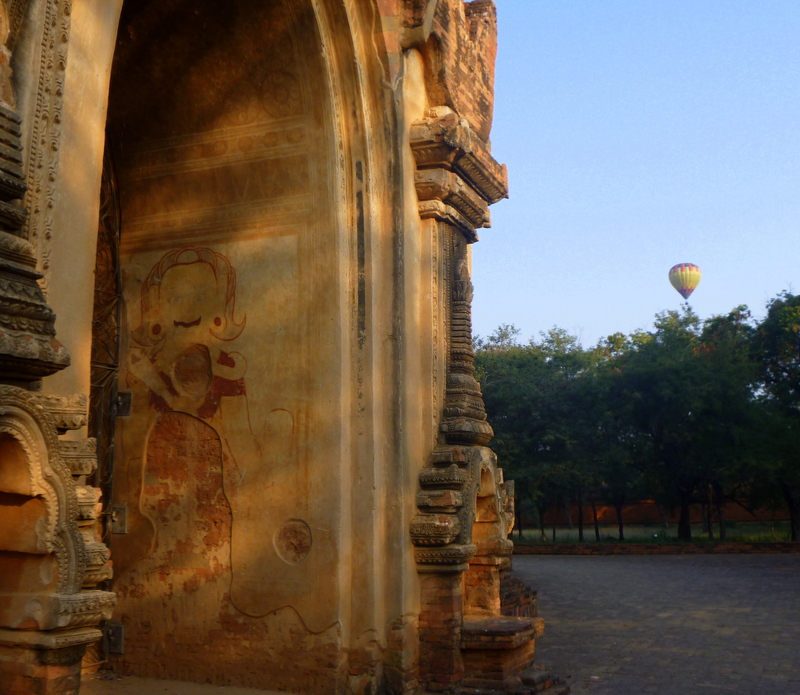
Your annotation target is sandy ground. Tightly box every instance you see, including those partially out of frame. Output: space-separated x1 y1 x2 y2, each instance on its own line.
80 672 290 695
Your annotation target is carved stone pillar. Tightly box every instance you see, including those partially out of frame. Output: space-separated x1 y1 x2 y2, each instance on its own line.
409 103 544 691
0 6 115 693
0 103 69 384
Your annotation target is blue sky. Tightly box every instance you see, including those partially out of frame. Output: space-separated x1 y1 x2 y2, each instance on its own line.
471 1 800 346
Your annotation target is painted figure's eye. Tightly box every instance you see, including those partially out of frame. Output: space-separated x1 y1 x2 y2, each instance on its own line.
152 323 162 335
214 317 222 326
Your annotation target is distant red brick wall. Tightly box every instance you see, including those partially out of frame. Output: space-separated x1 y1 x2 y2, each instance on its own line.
514 542 800 555
539 500 788 526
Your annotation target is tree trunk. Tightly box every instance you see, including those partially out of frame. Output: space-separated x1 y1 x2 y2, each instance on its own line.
591 500 600 541
700 501 709 535
563 499 573 530
614 500 625 541
783 485 800 542
537 503 548 542
678 493 692 541
714 483 727 541
577 491 584 542
656 503 670 531
706 485 714 541
516 502 523 539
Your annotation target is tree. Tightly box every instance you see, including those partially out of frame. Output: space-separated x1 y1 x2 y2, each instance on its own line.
614 308 759 541
476 325 593 540
752 292 800 541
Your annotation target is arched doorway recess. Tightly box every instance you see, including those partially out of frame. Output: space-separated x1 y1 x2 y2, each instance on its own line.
101 1 362 690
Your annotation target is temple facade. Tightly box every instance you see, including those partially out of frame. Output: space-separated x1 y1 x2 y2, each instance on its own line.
0 2 545 694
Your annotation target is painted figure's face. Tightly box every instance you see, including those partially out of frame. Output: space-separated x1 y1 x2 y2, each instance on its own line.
151 262 225 341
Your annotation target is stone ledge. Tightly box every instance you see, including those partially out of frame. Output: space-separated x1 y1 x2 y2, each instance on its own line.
461 616 544 650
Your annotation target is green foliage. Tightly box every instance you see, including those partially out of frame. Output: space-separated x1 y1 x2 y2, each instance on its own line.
751 292 800 540
476 295 800 543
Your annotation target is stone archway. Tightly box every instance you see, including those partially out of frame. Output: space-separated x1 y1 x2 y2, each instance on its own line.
101 0 354 690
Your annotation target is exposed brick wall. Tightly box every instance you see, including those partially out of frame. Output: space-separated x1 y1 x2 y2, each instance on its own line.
463 562 501 616
418 573 464 691
499 571 537 618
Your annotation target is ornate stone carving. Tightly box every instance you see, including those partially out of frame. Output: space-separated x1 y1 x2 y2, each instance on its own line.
52 590 116 630
58 438 97 476
410 96 510 584
37 392 87 431
0 386 115 648
0 263 70 378
410 513 461 546
0 3 71 380
74 484 100 519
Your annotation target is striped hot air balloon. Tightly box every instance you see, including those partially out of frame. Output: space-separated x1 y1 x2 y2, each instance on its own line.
668 263 702 301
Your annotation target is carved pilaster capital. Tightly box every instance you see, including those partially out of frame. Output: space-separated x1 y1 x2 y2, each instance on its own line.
410 106 508 209
416 199 479 242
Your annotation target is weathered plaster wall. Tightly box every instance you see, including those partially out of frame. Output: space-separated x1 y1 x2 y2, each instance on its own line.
35 0 124 405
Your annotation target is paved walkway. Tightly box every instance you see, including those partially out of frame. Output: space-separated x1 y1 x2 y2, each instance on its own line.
81 673 285 695
82 554 800 695
512 554 800 694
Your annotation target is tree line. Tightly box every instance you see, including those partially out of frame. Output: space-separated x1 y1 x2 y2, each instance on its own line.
474 292 800 542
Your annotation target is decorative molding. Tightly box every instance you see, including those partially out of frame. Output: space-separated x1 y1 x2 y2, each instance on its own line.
54 590 116 629
0 626 103 650
415 168 489 233
414 543 476 569
20 0 73 292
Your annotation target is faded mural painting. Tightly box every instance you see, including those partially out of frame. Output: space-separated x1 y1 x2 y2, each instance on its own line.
121 245 314 618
